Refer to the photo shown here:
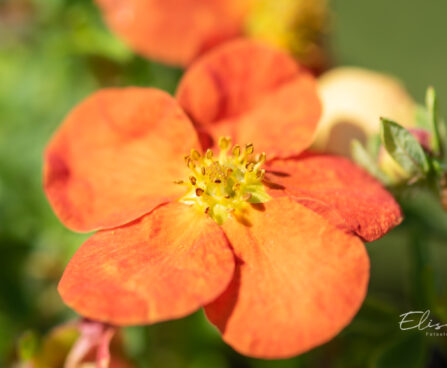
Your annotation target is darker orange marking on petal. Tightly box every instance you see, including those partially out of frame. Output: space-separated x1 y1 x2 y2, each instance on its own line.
58 202 235 326
265 154 403 241
176 39 321 156
44 88 200 232
95 0 249 66
205 198 369 358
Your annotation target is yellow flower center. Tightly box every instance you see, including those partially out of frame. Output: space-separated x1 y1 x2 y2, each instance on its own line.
177 137 271 224
244 0 328 68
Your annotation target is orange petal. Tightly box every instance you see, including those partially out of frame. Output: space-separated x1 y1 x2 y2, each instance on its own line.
95 0 249 66
265 154 403 241
176 39 321 157
44 88 200 232
205 198 369 358
58 202 235 325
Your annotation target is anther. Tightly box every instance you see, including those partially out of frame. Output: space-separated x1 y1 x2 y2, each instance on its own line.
218 136 231 150
246 162 255 172
204 207 210 214
189 176 197 185
173 180 184 184
191 149 201 160
245 143 254 155
187 160 196 169
205 149 213 159
256 152 266 164
196 188 204 196
201 167 206 176
214 179 222 184
232 145 241 157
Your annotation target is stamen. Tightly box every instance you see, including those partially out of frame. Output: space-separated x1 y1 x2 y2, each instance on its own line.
191 149 201 160
256 152 266 164
177 137 271 225
218 136 231 150
245 143 254 155
186 158 195 169
257 169 266 180
232 145 241 157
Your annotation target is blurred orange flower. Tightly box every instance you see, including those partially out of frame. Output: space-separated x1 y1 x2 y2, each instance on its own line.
43 40 401 358
94 0 328 68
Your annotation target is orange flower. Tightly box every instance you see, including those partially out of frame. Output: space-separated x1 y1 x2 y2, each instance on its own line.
44 40 401 359
95 0 248 66
94 0 328 68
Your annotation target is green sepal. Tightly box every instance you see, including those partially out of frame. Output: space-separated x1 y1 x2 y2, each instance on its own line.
425 86 443 156
380 118 430 177
366 134 382 159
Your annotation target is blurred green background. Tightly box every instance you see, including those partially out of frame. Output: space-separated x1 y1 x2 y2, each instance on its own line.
1 0 446 367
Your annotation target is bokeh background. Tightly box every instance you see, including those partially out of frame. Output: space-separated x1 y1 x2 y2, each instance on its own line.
1 0 447 367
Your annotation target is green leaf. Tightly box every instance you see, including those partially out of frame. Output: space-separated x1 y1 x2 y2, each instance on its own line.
351 140 390 185
380 118 430 177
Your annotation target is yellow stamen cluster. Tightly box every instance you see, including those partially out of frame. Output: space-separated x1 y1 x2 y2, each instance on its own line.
177 137 271 225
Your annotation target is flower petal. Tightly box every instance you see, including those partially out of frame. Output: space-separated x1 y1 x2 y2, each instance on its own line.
95 0 248 66
58 202 235 325
44 88 200 232
205 198 369 358
176 39 321 157
265 154 403 241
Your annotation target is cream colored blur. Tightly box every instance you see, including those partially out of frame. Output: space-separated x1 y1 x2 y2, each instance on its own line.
314 67 416 156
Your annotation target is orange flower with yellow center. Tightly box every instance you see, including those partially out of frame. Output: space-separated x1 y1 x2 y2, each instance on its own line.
44 40 402 358
94 0 328 68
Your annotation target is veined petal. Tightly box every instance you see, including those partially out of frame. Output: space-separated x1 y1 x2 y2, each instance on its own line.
44 88 200 232
265 154 403 241
205 198 369 358
95 0 249 66
176 39 321 157
58 202 235 325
